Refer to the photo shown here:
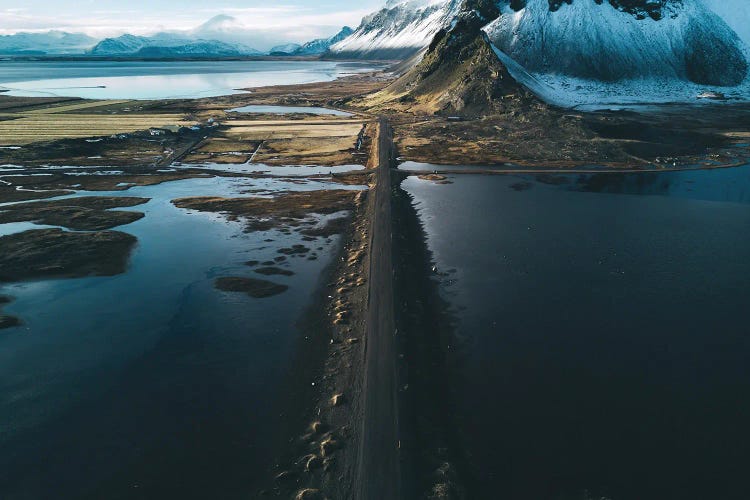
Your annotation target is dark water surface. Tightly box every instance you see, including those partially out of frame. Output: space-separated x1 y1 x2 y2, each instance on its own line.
401 165 750 500
0 175 357 499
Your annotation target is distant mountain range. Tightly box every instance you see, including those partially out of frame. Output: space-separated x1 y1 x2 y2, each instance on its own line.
0 16 353 58
0 31 97 55
89 33 262 57
269 43 302 55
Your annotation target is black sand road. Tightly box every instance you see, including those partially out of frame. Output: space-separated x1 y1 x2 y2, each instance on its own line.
356 118 401 499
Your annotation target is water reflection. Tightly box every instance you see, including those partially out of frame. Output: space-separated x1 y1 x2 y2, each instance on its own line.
228 105 353 116
0 174 351 498
0 60 384 100
402 168 750 499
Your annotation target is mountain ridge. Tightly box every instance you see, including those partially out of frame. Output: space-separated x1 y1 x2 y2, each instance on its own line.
328 0 463 60
295 27 355 56
358 0 539 116
331 0 747 86
89 33 262 57
0 31 97 55
2 15 352 58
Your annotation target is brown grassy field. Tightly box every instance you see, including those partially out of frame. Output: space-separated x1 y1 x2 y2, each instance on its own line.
181 119 372 166
0 100 196 146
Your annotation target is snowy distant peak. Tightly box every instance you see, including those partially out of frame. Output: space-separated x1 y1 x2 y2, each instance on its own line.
294 27 355 55
90 33 261 57
89 35 154 55
135 40 252 58
88 14 266 57
269 43 302 55
486 0 748 86
195 14 245 33
191 14 250 42
0 30 97 55
334 26 356 41
328 0 462 59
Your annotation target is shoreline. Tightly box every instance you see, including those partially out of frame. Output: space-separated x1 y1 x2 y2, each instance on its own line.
397 159 750 176
391 173 471 499
256 126 380 499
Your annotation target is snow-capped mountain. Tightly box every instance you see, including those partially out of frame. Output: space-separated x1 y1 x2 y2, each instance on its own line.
269 43 302 55
189 14 267 50
295 27 354 56
89 34 165 55
88 15 267 57
89 26 262 57
0 31 97 55
333 0 746 86
133 41 257 58
328 0 462 59
191 14 246 39
484 0 748 86
90 34 260 57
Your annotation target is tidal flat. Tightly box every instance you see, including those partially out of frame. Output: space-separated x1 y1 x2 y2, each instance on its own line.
0 172 370 499
0 73 375 498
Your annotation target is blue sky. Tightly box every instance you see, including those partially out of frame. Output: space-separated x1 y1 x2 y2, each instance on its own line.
0 0 387 47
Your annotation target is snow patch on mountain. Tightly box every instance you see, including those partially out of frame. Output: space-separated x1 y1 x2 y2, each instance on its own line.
485 0 747 86
385 0 448 7
491 41 750 109
329 0 462 59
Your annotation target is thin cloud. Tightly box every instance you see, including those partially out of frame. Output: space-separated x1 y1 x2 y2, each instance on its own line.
0 2 378 48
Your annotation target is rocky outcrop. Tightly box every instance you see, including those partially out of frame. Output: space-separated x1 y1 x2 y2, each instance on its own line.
548 0 674 20
363 0 541 116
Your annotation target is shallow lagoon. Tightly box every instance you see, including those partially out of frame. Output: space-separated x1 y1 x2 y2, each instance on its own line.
0 60 382 99
175 161 366 176
403 165 750 500
0 175 361 498
228 104 353 116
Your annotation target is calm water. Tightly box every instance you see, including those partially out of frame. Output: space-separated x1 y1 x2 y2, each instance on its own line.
0 60 382 99
0 175 361 499
175 161 365 176
402 165 750 500
228 105 353 116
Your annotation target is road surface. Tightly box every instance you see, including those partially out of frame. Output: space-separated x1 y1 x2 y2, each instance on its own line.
356 118 401 500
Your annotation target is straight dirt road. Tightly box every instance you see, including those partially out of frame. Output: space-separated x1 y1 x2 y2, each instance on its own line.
356 118 400 500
